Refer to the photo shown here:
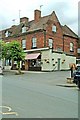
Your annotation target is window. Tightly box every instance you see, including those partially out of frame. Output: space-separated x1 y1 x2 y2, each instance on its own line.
22 26 26 33
32 37 37 48
22 39 26 49
57 47 62 52
77 48 80 53
48 38 53 48
5 59 11 66
70 42 74 51
5 31 9 37
52 25 56 32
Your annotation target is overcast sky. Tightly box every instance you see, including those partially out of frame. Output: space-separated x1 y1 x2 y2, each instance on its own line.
0 0 79 34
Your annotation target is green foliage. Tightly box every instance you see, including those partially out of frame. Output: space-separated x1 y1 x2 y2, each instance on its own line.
9 41 25 74
0 40 7 59
0 40 25 74
9 41 25 61
0 40 12 60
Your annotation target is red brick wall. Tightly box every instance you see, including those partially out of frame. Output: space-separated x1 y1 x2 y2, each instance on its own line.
3 16 78 57
63 36 78 56
45 19 63 51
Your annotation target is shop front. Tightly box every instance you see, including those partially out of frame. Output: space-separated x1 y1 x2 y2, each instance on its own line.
25 53 41 71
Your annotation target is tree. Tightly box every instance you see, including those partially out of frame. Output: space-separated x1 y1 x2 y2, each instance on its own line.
0 40 6 59
9 41 25 74
0 40 11 59
0 40 25 74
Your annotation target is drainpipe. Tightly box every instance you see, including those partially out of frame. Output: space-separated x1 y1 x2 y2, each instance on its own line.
63 35 64 52
43 24 46 47
44 30 46 47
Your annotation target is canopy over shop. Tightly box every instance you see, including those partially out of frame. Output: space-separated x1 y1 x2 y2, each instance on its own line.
25 53 41 71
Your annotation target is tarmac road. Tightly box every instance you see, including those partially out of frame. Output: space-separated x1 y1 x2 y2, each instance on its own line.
2 71 78 118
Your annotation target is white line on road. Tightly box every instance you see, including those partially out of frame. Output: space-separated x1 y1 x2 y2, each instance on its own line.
0 106 18 116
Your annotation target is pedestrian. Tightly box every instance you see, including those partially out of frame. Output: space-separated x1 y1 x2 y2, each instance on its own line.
69 63 76 79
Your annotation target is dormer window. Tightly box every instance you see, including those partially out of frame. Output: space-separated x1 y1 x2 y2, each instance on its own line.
22 26 26 33
52 25 57 32
5 31 9 37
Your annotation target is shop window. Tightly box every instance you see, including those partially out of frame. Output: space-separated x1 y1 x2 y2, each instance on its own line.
30 59 41 67
32 37 37 48
70 42 74 52
22 39 26 49
5 59 11 66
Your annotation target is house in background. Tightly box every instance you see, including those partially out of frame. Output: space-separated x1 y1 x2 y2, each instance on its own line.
1 9 79 71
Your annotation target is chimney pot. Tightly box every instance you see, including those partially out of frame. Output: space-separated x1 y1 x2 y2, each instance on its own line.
20 17 29 24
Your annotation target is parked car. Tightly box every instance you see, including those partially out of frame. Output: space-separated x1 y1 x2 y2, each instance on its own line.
73 64 80 89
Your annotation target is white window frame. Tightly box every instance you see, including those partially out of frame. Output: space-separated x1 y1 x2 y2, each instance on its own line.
57 47 62 52
5 31 9 37
22 26 26 33
32 37 37 48
48 38 53 48
52 25 57 32
70 42 74 51
22 39 26 49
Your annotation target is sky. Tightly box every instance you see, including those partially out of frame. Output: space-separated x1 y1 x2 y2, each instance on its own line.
0 0 79 34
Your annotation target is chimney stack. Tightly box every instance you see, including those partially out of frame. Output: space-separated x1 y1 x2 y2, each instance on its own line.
34 9 41 22
20 17 29 24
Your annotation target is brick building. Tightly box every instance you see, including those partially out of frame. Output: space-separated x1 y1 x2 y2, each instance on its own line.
1 9 79 71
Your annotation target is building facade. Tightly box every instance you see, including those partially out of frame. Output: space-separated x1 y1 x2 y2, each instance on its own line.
1 9 79 71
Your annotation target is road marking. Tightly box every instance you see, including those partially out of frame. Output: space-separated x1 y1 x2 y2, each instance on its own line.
0 106 18 116
0 106 12 111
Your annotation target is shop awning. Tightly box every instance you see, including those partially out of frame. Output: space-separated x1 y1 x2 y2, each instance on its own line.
25 53 40 60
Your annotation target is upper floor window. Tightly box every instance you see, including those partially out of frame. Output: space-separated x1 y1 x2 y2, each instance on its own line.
57 47 62 52
77 48 80 53
70 42 74 52
22 26 26 33
5 31 10 37
52 25 57 32
32 37 37 48
22 39 26 49
48 38 53 48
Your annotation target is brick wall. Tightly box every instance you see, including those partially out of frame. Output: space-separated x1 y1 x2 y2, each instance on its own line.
2 10 78 57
